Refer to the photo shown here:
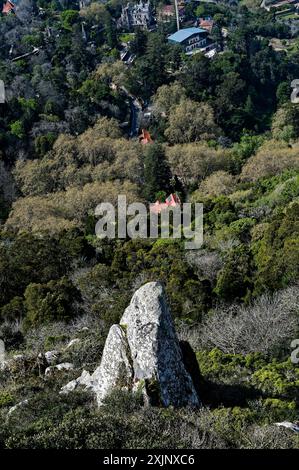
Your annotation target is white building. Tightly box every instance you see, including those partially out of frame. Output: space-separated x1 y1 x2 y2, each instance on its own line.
168 27 208 54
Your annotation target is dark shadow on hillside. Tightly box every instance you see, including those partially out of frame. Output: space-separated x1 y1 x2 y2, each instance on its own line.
180 340 202 401
200 379 266 408
180 340 266 408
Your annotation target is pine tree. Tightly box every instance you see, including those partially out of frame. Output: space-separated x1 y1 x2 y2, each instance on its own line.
104 13 117 49
142 143 171 201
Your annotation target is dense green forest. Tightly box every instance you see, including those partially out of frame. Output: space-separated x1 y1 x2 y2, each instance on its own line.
0 0 298 449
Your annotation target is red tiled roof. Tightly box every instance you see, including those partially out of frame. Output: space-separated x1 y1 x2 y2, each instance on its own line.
199 18 214 32
163 5 174 13
150 194 181 214
139 129 153 145
2 1 15 14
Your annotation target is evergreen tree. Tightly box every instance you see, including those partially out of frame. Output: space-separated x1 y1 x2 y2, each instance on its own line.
142 143 172 201
104 13 117 49
130 28 147 56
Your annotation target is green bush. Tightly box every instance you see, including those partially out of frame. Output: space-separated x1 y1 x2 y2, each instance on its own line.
34 133 56 157
252 202 299 294
9 121 25 139
251 360 299 399
0 297 25 322
214 244 253 301
24 277 81 327
0 391 14 408
60 10 79 30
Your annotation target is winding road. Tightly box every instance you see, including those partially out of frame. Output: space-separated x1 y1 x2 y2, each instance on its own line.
119 85 143 138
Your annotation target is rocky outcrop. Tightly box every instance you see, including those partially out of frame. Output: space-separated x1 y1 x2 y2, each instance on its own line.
120 282 200 407
62 325 133 404
65 338 80 350
7 399 30 417
61 369 92 393
62 282 200 408
38 350 60 366
45 362 74 377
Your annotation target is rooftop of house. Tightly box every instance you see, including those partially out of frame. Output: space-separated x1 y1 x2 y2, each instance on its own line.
161 4 175 14
139 129 153 144
198 17 214 32
168 27 207 43
150 193 181 213
2 0 15 14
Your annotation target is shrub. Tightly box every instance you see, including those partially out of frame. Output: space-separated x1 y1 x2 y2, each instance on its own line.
252 202 299 293
252 360 299 399
0 392 14 408
199 286 299 355
197 171 235 198
260 398 297 422
214 244 252 301
60 10 79 30
185 250 223 285
1 297 25 322
243 424 297 449
10 121 25 139
205 196 237 231
271 103 299 142
0 320 24 351
24 277 81 328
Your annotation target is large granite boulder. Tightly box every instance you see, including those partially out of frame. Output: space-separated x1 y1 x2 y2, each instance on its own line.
62 282 200 408
120 282 200 407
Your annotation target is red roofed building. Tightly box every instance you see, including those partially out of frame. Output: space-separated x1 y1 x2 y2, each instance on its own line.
2 1 15 14
139 129 153 144
198 17 214 33
150 193 181 214
158 4 175 22
158 3 185 22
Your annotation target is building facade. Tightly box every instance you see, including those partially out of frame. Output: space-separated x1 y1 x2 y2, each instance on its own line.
118 1 153 30
158 4 175 23
168 27 208 54
158 3 185 23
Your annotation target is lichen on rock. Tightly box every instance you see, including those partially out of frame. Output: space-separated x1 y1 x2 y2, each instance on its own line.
62 282 200 408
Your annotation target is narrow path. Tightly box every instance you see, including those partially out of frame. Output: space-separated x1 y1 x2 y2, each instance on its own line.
119 85 143 138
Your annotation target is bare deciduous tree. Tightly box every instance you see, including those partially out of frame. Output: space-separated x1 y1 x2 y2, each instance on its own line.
185 250 223 284
180 286 299 355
